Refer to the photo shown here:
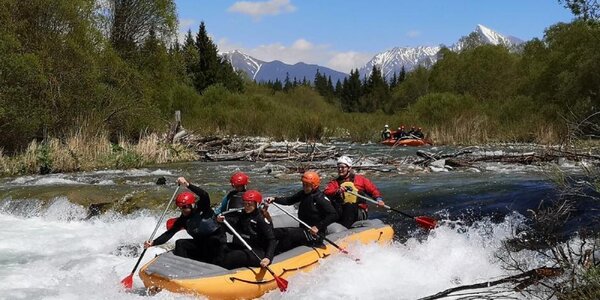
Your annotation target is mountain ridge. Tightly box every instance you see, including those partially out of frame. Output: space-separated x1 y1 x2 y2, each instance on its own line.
223 24 524 82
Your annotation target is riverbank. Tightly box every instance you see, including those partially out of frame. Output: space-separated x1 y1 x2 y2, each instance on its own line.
0 131 198 177
2 126 599 178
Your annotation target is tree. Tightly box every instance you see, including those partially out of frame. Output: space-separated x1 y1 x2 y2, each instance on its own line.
283 72 292 92
106 0 177 58
522 20 600 122
360 65 389 113
340 69 362 112
390 66 430 110
559 0 600 20
398 65 407 83
181 29 198 84
192 22 243 93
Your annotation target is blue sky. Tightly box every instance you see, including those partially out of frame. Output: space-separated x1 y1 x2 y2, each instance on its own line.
175 0 574 72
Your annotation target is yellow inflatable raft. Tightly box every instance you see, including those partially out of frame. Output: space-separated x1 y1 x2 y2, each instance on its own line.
139 219 394 299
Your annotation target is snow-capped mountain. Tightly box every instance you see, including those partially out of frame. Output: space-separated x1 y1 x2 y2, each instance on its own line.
359 24 524 79
222 50 264 80
224 24 524 83
358 46 441 79
222 50 348 83
452 24 524 51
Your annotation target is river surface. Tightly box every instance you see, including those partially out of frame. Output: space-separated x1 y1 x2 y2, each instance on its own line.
0 143 597 299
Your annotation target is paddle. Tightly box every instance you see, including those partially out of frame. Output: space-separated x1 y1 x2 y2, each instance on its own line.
344 189 437 230
221 218 288 292
120 185 180 289
269 202 360 262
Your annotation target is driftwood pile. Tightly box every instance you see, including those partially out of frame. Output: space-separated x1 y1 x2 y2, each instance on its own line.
179 134 338 162
414 147 600 171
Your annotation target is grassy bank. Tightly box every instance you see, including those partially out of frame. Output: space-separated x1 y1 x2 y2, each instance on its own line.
0 128 198 177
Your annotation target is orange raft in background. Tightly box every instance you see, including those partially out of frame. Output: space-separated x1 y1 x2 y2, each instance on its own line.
139 219 394 299
381 138 432 147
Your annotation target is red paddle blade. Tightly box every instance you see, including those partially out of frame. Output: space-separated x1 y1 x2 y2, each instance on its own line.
274 276 288 292
121 274 133 289
415 216 437 230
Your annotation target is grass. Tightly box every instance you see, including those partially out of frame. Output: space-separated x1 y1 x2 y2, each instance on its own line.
0 129 198 177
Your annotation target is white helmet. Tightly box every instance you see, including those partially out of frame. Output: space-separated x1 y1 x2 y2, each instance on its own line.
384 124 389 128
337 156 353 167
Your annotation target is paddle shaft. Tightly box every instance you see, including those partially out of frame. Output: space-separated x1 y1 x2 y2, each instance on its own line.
128 185 180 275
221 218 277 276
270 202 348 251
347 190 417 219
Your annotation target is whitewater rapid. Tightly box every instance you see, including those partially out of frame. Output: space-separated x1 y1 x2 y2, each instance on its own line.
0 198 542 300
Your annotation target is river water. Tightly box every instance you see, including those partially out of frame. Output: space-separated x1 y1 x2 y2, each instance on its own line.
0 143 597 299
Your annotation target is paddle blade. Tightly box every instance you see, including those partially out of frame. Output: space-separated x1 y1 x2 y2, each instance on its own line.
120 274 133 289
274 275 288 292
415 216 437 230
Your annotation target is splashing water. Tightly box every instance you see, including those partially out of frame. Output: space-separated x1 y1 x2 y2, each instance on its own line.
0 201 545 300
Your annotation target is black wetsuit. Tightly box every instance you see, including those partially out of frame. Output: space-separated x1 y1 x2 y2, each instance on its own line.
152 184 226 263
272 188 338 253
220 209 277 269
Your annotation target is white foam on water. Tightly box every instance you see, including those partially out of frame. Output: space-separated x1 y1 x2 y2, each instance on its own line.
0 209 193 300
263 216 542 300
0 206 549 300
10 175 84 186
149 169 173 176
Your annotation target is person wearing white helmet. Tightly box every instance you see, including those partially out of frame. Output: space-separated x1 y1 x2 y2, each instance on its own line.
324 156 385 228
381 124 392 140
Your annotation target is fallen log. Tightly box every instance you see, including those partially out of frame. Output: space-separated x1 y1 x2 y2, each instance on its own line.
205 143 271 161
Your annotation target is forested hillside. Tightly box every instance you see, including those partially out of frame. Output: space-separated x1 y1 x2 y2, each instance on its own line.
1 0 598 156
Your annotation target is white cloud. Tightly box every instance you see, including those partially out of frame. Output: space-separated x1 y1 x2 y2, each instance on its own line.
328 52 373 73
177 19 196 43
406 30 421 38
228 0 296 20
217 38 372 73
291 38 313 51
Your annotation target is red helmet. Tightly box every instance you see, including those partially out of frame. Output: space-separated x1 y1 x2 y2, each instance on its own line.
230 172 249 186
175 192 196 207
301 171 320 188
242 190 262 203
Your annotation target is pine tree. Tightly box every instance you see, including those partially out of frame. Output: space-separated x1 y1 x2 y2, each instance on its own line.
340 69 362 112
399 66 406 83
193 22 220 91
390 72 398 89
182 29 198 83
360 65 390 112
283 72 292 92
334 79 343 98
273 79 283 91
191 22 243 93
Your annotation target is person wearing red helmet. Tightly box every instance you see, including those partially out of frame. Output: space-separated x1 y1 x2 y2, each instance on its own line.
214 171 250 216
393 125 406 140
324 156 385 229
216 190 277 269
265 171 338 253
144 177 226 263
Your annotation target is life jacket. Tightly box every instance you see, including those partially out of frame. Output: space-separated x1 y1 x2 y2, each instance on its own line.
185 209 220 239
336 174 368 213
226 190 244 211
